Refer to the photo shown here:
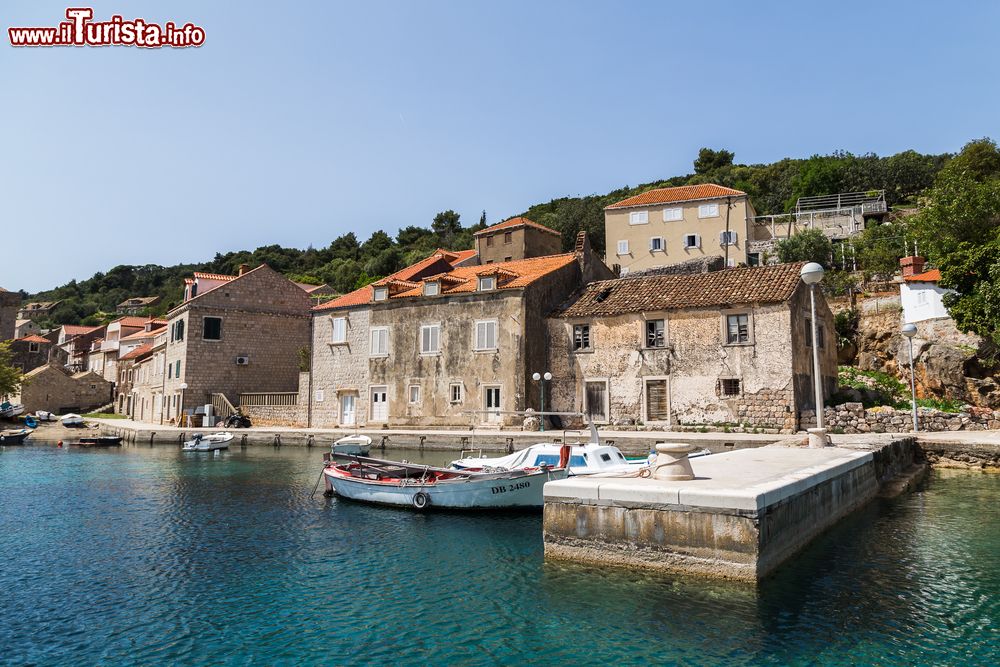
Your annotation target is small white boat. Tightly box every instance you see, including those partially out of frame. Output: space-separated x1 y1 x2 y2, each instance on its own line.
61 413 85 427
35 411 57 422
0 402 25 419
323 453 569 510
0 428 32 445
451 441 644 476
182 432 234 451
332 434 372 456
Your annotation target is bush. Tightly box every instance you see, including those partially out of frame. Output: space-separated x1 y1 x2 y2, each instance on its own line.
775 229 833 267
834 309 860 348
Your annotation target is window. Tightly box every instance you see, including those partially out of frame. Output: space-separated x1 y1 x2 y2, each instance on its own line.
805 319 825 348
504 231 512 244
168 363 172 379
683 234 700 249
314 389 325 403
646 379 669 421
486 235 494 247
720 378 741 396
726 258 736 268
573 324 591 351
370 327 389 357
629 210 649 225
373 287 388 301
503 256 512 262
28 342 39 353
450 383 463 403
698 203 719 218
203 317 222 341
478 276 496 291
584 381 608 423
408 384 421 404
645 319 665 348
663 207 683 222
474 320 498 351
616 240 630 255
747 252 761 266
171 319 184 342
818 325 825 349
726 313 751 344
649 237 664 252
175 360 181 377
420 324 440 354
720 230 738 245
331 317 347 344
423 282 439 296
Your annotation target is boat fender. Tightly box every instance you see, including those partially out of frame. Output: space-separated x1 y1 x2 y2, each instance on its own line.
412 492 430 510
558 444 571 469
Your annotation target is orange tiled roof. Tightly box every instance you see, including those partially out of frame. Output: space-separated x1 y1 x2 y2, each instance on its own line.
120 326 166 341
904 269 941 283
193 272 238 282
313 249 478 311
17 335 50 344
119 343 153 361
473 217 560 237
557 262 805 318
605 184 746 210
112 316 167 328
62 324 102 336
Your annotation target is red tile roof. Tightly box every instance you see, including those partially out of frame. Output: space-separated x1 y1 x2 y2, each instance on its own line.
606 184 746 210
120 326 166 341
474 217 560 237
61 324 102 336
17 335 50 344
193 272 238 282
119 344 153 361
556 262 806 317
904 269 941 283
112 316 167 328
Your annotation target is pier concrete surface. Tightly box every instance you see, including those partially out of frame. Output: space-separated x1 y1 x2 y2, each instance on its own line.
543 445 883 582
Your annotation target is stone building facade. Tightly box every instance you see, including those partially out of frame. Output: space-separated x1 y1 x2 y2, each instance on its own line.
0 287 19 341
308 236 612 428
160 264 311 424
8 335 53 373
474 217 563 264
546 262 837 432
15 364 113 413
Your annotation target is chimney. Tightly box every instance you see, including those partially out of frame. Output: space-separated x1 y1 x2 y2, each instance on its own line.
238 263 250 276
899 256 926 278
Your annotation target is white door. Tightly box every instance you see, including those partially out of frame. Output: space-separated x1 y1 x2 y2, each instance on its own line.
340 394 356 426
370 387 388 422
484 386 501 423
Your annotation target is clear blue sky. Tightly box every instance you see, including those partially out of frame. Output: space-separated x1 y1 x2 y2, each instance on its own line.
2 0 997 292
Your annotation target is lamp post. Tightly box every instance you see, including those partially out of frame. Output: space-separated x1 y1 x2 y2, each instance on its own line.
901 323 919 432
800 262 826 447
179 382 188 427
531 371 552 431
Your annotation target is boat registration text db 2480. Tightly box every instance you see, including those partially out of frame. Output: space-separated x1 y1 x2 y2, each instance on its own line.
491 480 531 495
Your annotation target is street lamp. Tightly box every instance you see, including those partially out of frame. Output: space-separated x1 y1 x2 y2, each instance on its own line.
531 371 552 431
901 323 919 432
179 382 189 427
800 262 826 447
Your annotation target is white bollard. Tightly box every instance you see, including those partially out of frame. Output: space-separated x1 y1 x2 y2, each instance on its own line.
807 427 829 449
651 442 698 481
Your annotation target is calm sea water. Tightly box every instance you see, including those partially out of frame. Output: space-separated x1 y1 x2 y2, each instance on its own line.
1 442 998 666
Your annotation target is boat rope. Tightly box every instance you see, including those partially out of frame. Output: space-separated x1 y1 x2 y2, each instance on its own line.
310 467 326 497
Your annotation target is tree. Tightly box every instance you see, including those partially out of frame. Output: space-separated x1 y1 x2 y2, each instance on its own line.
775 229 833 267
693 148 734 175
940 234 1000 349
0 341 22 399
852 221 911 280
431 210 462 247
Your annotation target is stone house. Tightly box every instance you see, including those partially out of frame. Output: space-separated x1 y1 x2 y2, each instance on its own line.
87 316 167 383
15 364 113 414
604 184 756 274
546 262 837 432
159 264 311 424
116 296 161 315
14 319 42 339
17 300 60 321
308 234 613 428
122 328 168 422
9 335 53 373
0 287 18 341
474 217 563 264
57 324 104 371
898 257 953 324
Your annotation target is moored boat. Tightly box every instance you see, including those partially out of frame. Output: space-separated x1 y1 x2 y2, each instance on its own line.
182 431 234 451
77 436 123 447
0 428 32 445
451 441 643 476
61 414 85 427
323 452 569 510
1 402 25 420
332 434 372 456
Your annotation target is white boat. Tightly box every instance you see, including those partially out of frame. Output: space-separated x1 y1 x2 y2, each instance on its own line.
332 434 372 456
0 402 24 419
35 411 57 422
182 431 234 451
61 413 85 427
323 453 569 510
451 441 645 476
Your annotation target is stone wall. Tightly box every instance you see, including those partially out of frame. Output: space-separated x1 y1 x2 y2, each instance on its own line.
800 401 1000 433
0 289 18 341
16 364 113 413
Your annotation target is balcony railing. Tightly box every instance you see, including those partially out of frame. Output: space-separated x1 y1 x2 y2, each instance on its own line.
239 392 298 407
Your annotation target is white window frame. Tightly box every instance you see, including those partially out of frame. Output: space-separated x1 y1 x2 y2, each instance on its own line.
649 236 664 252
420 323 441 355
331 316 347 344
473 319 498 352
449 382 464 404
314 389 325 403
663 207 683 222
683 233 701 249
698 203 720 218
724 311 753 346
720 230 738 246
408 384 421 404
629 210 649 225
478 276 496 291
423 282 439 296
369 326 389 357
28 342 39 353
373 287 388 302
616 240 629 256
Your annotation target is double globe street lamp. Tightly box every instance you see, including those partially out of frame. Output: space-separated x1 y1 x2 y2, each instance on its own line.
800 262 827 448
901 323 919 432
532 371 552 431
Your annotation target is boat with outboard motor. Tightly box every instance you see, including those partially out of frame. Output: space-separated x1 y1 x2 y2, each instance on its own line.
182 432 234 451
322 450 571 510
331 434 372 456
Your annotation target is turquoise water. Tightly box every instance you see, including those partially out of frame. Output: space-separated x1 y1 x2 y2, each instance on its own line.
1 443 998 666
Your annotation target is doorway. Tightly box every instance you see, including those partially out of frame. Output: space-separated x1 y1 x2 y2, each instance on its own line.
483 386 501 424
340 393 357 426
370 386 388 422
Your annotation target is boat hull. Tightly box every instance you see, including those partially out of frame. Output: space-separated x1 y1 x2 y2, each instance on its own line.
324 467 566 510
0 429 31 445
182 432 234 451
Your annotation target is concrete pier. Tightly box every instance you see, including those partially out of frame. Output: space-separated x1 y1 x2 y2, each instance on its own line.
543 446 882 582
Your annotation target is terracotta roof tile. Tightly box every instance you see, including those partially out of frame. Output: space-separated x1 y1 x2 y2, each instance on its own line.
474 217 560 237
61 324 102 336
112 316 167 328
119 344 153 361
557 262 805 318
904 269 941 283
120 326 166 341
193 272 238 282
606 184 746 210
17 335 50 344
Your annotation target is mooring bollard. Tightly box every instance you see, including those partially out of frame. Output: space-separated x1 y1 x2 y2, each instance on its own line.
150 432 156 447
380 436 387 450
651 443 698 481
241 434 248 448
273 434 281 448
506 437 514 454
419 436 425 451
306 434 314 447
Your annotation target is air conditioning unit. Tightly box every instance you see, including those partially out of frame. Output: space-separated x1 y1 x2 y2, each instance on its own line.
236 356 250 366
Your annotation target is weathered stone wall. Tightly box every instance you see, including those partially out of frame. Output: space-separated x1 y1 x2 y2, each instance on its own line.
800 401 1000 433
9 339 52 373
310 308 372 428
0 290 19 342
16 364 113 413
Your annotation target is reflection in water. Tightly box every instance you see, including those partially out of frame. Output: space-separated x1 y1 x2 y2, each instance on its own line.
1 444 997 665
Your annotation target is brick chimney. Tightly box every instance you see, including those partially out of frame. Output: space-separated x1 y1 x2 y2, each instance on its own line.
899 256 926 277
238 263 250 276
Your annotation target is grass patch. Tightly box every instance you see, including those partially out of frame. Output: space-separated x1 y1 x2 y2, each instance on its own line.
81 412 127 419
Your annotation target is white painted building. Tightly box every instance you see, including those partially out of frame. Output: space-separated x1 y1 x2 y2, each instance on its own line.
898 258 954 324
